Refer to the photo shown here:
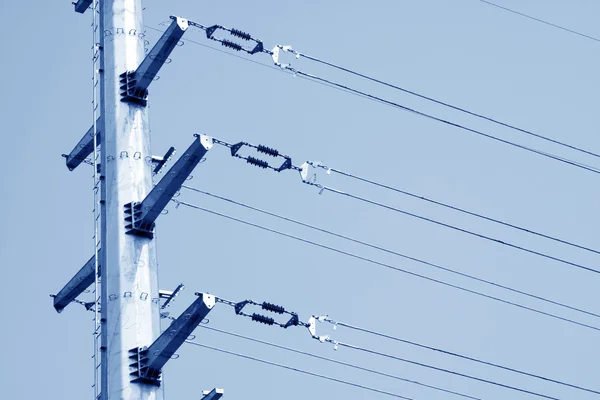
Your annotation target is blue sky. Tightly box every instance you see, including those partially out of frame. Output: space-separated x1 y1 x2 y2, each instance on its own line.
1 1 599 399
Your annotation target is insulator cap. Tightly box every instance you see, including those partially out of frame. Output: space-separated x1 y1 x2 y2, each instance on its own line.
257 144 280 157
251 313 275 325
230 28 252 41
262 302 285 314
247 156 269 169
221 39 243 51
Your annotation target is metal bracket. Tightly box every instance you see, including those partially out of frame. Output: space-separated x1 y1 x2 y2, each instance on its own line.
120 17 189 106
63 117 103 171
152 146 176 175
73 0 93 14
283 313 299 328
125 134 213 237
53 254 101 313
129 293 215 386
120 71 148 106
299 162 310 182
202 388 224 400
277 158 292 172
159 283 184 309
234 300 250 315
230 142 245 157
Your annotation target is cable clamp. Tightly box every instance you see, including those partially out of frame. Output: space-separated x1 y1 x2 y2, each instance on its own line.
307 160 332 174
307 316 317 338
317 334 330 343
276 44 300 59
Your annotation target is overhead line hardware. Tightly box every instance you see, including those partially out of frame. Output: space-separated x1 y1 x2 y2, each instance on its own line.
216 296 310 330
159 283 185 309
167 17 600 174
120 16 189 106
212 138 300 173
152 146 176 175
125 134 213 237
129 293 215 386
189 21 267 55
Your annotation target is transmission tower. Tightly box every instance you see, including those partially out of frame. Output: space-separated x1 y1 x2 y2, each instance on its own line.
52 1 220 399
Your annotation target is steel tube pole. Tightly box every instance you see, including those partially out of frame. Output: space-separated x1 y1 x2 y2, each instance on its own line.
100 0 163 399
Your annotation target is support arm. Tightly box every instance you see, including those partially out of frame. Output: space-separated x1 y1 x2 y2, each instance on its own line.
73 0 93 14
120 17 189 105
129 293 215 385
125 134 213 237
63 117 102 171
202 389 224 400
53 254 100 313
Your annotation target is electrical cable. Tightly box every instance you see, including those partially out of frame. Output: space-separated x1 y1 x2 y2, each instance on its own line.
199 325 482 400
150 22 600 176
324 319 600 396
335 341 560 400
182 185 600 320
314 167 600 255
173 199 600 332
310 184 599 274
146 24 393 106
293 51 600 160
185 340 416 400
477 0 600 43
289 68 600 176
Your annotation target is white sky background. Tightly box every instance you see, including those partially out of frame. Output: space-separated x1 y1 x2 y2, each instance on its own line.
0 0 599 399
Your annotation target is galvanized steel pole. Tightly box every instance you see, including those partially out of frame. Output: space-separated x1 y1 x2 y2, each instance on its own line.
100 0 163 398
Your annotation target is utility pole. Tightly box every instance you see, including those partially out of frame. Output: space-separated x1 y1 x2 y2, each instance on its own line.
56 2 224 398
99 0 162 398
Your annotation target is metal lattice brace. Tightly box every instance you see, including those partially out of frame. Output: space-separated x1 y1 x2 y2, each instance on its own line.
120 17 189 106
124 134 213 238
129 293 215 386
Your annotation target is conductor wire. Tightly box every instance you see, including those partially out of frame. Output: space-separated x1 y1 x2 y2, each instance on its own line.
477 0 600 43
288 68 600 176
182 185 600 320
185 340 416 399
324 320 600 395
173 198 600 332
199 325 483 400
335 342 560 400
314 166 600 255
311 183 600 275
294 51 600 159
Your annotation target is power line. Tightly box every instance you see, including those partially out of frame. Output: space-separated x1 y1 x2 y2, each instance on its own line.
288 49 600 160
145 25 393 105
185 340 416 400
153 22 600 177
173 199 600 332
199 325 482 400
335 341 560 400
309 164 600 255
287 68 600 176
477 0 600 43
182 185 600 320
309 183 600 275
323 319 600 396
